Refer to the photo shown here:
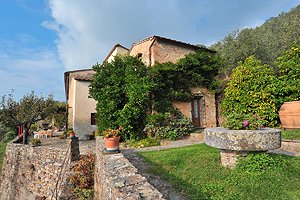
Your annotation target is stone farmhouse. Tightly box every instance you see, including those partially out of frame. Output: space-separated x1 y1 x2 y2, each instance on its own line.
64 35 217 139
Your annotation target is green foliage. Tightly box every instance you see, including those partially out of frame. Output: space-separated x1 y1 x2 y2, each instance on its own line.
70 152 95 199
237 153 288 173
0 91 56 142
74 188 94 200
221 56 279 127
0 124 16 142
89 56 126 131
224 113 267 130
30 138 41 146
150 50 220 112
90 55 154 138
124 137 161 148
276 46 300 103
144 112 194 140
30 123 39 133
213 5 300 75
0 142 7 171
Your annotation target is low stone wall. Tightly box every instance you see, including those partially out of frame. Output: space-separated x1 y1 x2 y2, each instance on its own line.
0 138 76 200
94 137 164 200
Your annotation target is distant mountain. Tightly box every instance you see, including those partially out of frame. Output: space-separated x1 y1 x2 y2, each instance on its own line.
212 5 300 75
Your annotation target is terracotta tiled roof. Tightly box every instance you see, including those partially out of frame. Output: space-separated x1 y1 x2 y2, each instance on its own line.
131 35 215 53
64 69 95 99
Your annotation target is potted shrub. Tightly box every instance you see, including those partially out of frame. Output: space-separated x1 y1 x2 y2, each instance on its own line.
68 128 75 137
103 128 120 151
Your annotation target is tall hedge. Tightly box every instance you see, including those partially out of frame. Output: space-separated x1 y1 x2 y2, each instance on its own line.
89 55 153 138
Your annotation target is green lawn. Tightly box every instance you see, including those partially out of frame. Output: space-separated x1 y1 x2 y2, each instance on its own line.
282 130 300 140
0 142 7 171
139 144 300 200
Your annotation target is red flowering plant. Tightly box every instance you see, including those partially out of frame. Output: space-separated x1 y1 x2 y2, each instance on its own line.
225 112 267 130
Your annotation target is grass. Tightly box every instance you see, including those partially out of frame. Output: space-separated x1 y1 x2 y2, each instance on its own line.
281 130 300 140
0 142 7 171
139 144 300 200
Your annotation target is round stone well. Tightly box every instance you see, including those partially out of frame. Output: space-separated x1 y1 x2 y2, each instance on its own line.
204 127 281 168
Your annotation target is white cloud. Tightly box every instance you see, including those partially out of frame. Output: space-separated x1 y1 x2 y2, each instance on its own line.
44 0 300 70
0 38 65 100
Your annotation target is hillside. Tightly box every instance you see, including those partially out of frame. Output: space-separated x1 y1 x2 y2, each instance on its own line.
212 4 300 75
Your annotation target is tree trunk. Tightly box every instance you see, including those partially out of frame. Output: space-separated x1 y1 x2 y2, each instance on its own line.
23 124 29 144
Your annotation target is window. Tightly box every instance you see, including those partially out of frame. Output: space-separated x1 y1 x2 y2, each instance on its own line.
137 53 143 60
91 113 97 125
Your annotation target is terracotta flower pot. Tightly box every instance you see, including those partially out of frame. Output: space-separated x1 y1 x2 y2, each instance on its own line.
104 136 120 151
279 101 300 129
69 132 75 137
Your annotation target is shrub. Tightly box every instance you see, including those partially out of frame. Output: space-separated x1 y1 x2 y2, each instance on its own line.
221 56 279 127
236 153 288 173
144 112 194 140
70 152 95 199
30 123 39 133
31 138 41 146
225 113 267 130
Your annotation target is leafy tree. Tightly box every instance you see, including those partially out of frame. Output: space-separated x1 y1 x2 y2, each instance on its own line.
212 5 300 76
89 55 154 138
276 46 300 103
221 56 279 127
0 92 56 144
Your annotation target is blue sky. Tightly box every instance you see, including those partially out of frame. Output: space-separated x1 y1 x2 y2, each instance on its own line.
0 0 300 101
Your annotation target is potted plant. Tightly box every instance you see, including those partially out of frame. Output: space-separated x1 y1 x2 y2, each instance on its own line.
103 128 120 151
68 128 75 137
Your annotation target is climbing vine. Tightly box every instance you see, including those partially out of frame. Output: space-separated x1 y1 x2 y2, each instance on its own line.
150 50 220 112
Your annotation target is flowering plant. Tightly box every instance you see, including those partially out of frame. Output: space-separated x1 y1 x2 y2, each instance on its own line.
102 125 123 138
224 113 267 130
103 129 119 138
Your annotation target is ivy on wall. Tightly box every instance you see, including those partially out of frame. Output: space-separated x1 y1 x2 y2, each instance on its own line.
150 50 220 112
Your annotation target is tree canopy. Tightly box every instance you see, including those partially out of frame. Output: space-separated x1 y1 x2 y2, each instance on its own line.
89 55 154 139
212 5 300 76
0 92 57 144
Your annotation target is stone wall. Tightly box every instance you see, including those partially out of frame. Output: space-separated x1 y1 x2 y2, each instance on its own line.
94 137 164 200
0 138 76 200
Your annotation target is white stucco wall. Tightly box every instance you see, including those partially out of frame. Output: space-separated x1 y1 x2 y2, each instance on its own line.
73 80 97 139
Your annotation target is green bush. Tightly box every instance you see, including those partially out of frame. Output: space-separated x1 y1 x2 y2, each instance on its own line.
31 138 41 146
237 153 288 173
225 113 267 130
221 56 279 128
30 123 39 133
90 55 154 138
144 112 194 140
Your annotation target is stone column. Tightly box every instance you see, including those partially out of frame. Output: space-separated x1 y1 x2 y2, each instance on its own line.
70 137 80 161
220 150 247 169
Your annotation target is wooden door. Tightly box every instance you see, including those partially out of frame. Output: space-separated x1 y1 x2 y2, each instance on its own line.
191 96 205 128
